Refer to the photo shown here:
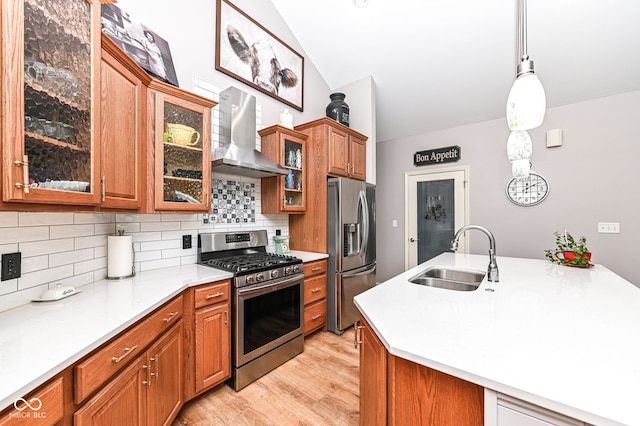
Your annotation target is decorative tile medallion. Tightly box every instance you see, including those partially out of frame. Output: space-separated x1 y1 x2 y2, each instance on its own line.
211 179 256 223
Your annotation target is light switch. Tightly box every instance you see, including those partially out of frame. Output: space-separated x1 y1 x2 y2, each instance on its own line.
598 222 620 233
392 220 398 228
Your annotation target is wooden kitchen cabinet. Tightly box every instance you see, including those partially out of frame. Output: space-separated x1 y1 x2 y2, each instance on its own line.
75 321 183 426
147 81 215 213
1 0 101 206
0 375 64 426
295 117 367 181
303 259 328 335
99 34 150 210
74 295 183 403
259 125 308 214
358 316 484 426
358 317 386 426
289 118 368 253
186 280 231 396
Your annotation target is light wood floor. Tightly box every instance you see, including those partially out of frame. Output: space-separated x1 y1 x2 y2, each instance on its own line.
173 328 359 426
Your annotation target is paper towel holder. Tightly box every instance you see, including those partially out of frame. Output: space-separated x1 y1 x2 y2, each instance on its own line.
106 230 136 280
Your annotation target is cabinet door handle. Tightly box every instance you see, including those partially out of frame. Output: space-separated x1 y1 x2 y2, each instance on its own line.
311 313 322 320
224 310 229 325
311 287 322 293
150 354 159 380
14 155 30 194
311 267 322 272
206 291 224 300
112 345 138 363
142 363 151 386
163 311 179 322
354 321 365 348
101 176 106 202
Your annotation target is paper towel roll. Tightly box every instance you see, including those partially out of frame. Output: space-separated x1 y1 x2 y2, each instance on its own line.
107 235 134 279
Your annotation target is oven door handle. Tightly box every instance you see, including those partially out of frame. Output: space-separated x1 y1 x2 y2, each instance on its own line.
237 274 302 296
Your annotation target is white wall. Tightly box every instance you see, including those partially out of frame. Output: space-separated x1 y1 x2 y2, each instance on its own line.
116 0 331 130
376 90 640 286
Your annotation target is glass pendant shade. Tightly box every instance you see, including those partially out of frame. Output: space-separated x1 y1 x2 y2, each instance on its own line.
507 130 532 161
511 159 531 178
506 72 546 130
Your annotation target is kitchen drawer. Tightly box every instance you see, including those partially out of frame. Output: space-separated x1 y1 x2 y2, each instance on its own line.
304 299 327 335
0 376 64 426
304 259 327 278
304 274 327 306
74 295 183 403
194 280 230 309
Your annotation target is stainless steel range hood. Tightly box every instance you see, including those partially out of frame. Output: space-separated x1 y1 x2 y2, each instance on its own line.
212 87 288 178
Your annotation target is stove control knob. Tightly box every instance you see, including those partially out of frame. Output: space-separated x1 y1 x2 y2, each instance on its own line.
271 269 280 279
256 273 265 282
284 266 293 275
292 265 300 273
246 275 255 285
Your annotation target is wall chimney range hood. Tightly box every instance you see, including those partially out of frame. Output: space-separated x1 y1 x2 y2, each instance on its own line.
212 87 288 178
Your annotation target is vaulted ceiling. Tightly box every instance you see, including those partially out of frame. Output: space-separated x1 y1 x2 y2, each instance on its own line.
271 0 640 142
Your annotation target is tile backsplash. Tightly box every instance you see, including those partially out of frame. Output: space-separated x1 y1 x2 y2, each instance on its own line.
0 78 291 313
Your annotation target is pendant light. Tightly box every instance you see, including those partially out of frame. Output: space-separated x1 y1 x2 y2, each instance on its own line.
506 0 546 131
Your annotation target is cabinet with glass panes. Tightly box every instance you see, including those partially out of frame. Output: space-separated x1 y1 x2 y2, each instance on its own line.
148 80 215 212
1 0 100 205
259 125 308 214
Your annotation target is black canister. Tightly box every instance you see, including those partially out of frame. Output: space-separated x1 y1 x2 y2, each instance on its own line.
326 93 350 127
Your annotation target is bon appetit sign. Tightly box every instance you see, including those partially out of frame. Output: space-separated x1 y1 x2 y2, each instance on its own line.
414 146 461 166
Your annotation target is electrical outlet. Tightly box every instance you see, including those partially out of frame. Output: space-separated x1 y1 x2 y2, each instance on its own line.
1 252 22 281
598 222 620 234
182 234 192 249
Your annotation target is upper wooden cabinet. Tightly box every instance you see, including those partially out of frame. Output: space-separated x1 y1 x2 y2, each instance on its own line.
295 117 367 181
1 0 101 205
259 125 308 214
147 81 215 213
100 34 150 210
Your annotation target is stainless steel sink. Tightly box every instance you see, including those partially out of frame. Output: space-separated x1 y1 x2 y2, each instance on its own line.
408 267 485 291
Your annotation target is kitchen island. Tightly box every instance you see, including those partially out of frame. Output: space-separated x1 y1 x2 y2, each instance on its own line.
354 253 640 426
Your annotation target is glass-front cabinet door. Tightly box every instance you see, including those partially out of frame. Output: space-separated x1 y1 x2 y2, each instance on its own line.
259 125 307 214
1 0 100 205
152 85 213 212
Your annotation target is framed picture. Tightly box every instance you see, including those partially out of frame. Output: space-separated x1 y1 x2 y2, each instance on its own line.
216 0 304 111
100 4 179 87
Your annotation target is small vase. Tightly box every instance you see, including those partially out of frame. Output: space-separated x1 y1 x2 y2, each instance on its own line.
279 109 293 129
326 93 350 127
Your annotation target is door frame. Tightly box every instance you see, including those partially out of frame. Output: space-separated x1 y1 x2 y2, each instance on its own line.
404 166 470 270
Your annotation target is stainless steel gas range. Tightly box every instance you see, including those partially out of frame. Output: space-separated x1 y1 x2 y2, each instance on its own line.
197 230 304 391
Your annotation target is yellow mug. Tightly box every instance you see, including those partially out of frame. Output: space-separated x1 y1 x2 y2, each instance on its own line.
165 123 200 146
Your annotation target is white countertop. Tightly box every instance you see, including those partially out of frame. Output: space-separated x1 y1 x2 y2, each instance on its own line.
0 249 327 410
354 253 640 426
0 264 233 410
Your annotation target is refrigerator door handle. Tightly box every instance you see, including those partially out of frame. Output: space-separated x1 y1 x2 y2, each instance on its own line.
359 189 369 259
346 263 376 277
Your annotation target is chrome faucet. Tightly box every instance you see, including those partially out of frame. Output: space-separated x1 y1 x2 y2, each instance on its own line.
450 225 499 282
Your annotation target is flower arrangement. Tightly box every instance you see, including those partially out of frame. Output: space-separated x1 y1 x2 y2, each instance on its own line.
544 231 592 267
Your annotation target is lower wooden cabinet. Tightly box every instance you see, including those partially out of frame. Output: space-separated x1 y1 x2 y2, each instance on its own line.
303 259 328 335
358 317 386 426
75 321 183 426
187 280 232 396
0 375 64 426
195 303 230 393
358 316 484 426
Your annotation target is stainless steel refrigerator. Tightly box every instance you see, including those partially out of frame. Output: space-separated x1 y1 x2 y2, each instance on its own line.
327 177 376 335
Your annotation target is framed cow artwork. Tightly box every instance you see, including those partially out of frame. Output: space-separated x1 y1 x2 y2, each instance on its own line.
215 0 304 111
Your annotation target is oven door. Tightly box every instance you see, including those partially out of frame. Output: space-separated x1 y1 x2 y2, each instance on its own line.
234 273 304 367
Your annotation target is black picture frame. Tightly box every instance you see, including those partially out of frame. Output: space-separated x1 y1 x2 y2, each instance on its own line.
215 0 304 111
100 4 179 87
